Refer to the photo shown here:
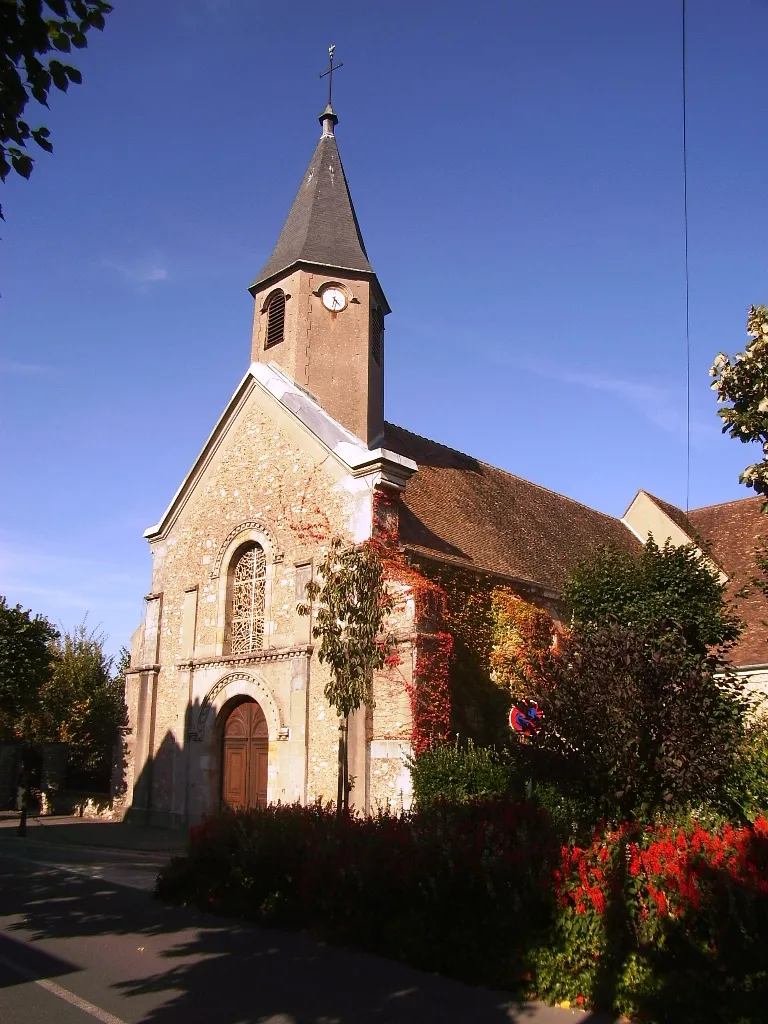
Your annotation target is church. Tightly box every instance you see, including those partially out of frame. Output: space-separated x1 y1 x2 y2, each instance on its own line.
121 97 768 827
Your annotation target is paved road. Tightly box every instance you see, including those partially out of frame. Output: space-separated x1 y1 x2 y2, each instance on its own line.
0 836 615 1024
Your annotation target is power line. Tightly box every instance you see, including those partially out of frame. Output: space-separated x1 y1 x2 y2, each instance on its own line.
682 0 692 514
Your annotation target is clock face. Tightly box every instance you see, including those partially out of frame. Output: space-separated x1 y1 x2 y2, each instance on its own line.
321 287 347 311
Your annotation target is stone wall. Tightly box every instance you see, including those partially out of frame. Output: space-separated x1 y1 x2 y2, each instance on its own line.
125 379 419 824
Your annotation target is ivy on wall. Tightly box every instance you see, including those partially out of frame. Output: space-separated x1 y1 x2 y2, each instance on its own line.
372 491 557 752
295 485 558 758
372 492 453 754
490 591 557 702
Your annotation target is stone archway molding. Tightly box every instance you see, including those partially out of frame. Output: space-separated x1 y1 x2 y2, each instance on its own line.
189 670 283 742
210 519 284 580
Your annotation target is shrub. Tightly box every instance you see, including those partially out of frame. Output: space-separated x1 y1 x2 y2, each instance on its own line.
407 738 516 807
157 799 558 988
532 623 751 817
407 738 600 841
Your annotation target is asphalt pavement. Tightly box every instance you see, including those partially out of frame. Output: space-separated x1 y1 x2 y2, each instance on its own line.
0 821 617 1024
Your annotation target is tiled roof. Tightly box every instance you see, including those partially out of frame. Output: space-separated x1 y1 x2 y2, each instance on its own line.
384 423 640 593
250 131 373 291
687 497 768 667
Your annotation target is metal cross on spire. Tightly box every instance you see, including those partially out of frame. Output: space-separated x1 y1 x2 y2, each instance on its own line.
319 44 343 107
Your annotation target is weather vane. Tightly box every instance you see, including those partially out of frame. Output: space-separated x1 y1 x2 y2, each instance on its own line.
320 44 343 107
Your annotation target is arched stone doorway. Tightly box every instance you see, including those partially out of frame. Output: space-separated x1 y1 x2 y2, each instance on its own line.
221 699 268 810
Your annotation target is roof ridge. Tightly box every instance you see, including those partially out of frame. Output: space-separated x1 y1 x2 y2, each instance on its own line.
642 490 692 518
691 494 764 513
386 421 627 526
385 421 478 461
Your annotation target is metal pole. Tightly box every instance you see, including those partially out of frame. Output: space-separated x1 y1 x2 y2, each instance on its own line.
16 766 28 837
337 719 344 815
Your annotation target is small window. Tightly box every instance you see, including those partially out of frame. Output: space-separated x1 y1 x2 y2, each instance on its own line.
371 306 383 365
265 290 285 348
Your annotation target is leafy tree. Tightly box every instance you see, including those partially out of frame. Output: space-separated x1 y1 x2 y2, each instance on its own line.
39 622 127 790
710 305 768 500
564 538 742 658
711 305 768 597
1 0 112 217
0 596 58 739
532 622 751 816
299 538 393 812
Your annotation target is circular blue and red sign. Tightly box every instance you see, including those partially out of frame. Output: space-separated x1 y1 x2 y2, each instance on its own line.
509 699 543 737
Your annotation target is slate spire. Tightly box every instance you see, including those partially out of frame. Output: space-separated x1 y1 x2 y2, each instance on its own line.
249 104 374 293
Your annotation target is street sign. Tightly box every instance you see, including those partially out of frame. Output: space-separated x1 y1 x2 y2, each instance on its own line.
509 699 543 737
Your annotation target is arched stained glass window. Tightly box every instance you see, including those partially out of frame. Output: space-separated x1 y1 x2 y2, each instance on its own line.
228 543 267 654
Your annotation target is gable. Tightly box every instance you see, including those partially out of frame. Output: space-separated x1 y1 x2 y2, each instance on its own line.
144 362 416 545
622 490 704 552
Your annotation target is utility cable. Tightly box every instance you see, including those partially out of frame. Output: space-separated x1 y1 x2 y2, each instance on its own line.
683 0 692 514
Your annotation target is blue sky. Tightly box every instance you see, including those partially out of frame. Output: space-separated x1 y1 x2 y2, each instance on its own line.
2 0 767 654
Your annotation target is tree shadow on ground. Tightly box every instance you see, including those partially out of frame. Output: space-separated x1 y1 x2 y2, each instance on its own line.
0 855 618 1024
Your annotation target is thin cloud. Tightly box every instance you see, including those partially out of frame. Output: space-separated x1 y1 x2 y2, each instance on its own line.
0 533 144 619
103 256 170 285
553 369 718 442
561 370 680 432
0 360 51 375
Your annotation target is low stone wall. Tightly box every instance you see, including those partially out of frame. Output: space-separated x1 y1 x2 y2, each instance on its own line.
44 791 118 820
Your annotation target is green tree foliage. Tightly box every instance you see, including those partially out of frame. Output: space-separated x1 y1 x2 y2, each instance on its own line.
301 539 393 719
726 718 768 822
564 538 742 658
0 596 58 739
532 623 751 816
299 538 393 810
710 304 768 500
39 622 127 790
1 0 112 216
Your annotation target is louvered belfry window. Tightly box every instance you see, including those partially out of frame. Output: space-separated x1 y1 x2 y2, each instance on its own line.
265 290 285 348
371 306 383 365
229 543 267 654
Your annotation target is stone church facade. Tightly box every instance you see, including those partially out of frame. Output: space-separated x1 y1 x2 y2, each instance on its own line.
122 101 768 827
123 104 423 826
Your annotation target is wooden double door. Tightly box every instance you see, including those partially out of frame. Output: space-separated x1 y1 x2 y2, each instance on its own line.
222 700 268 810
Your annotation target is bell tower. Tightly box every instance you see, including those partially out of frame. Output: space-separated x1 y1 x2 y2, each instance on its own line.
248 85 388 448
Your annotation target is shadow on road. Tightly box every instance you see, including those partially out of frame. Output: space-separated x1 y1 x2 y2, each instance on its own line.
0 929 80 986
0 855 619 1024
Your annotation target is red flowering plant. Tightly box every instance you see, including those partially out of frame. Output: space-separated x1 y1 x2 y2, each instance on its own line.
532 815 768 1020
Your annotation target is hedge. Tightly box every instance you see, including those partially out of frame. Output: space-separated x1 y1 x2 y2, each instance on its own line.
156 803 768 1021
